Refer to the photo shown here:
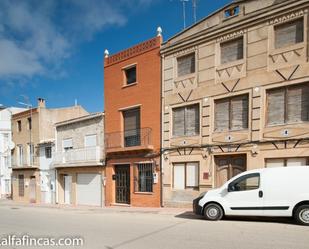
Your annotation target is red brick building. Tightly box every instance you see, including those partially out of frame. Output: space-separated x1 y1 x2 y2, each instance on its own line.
104 31 162 207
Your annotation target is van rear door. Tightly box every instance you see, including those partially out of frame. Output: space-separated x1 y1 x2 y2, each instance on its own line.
223 173 264 216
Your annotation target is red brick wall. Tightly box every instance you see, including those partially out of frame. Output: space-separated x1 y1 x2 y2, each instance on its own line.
104 36 162 207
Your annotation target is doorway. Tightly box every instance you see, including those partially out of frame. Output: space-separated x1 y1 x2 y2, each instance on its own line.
29 176 36 203
115 165 130 204
214 154 247 187
64 175 72 205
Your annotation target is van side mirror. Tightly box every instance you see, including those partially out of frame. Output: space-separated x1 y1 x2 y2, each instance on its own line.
228 183 235 192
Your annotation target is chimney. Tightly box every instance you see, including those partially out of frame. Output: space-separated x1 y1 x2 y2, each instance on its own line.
37 98 46 108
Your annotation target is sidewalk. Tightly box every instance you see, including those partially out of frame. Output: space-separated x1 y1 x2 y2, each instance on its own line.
0 199 192 215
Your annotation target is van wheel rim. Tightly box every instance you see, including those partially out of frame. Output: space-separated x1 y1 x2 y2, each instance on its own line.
299 209 309 223
207 207 218 218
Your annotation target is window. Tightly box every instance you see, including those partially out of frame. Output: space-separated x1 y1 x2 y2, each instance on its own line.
224 6 240 18
45 146 52 159
5 179 10 194
221 37 244 64
177 53 195 77
27 117 32 130
228 173 260 192
266 158 308 167
267 84 309 126
215 94 248 132
85 134 97 147
28 144 34 165
173 162 199 190
17 120 22 132
18 175 24 197
275 18 304 49
136 163 153 192
173 104 199 137
17 145 23 166
123 108 140 147
124 66 137 85
62 138 73 151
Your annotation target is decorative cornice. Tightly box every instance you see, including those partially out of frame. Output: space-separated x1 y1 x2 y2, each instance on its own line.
105 37 160 67
268 9 308 25
216 29 246 43
173 46 197 57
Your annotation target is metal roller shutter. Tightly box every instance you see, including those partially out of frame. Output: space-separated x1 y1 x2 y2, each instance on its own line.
76 173 101 206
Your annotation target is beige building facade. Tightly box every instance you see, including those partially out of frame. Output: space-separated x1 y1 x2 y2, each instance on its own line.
161 0 309 207
11 99 88 203
53 113 105 207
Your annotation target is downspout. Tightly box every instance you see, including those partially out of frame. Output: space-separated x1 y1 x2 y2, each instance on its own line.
160 52 164 208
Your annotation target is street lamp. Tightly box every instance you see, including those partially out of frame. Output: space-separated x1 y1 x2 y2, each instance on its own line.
18 95 33 166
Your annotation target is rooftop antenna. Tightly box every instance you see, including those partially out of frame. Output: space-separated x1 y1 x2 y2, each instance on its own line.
75 99 78 106
192 0 197 23
181 0 189 29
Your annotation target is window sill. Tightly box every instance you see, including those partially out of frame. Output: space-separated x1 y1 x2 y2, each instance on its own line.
217 59 245 71
175 73 196 82
265 121 309 128
122 82 137 89
134 192 153 195
213 129 249 134
171 134 200 139
270 42 305 56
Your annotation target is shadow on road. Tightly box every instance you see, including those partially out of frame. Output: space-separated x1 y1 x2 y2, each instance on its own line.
175 211 298 225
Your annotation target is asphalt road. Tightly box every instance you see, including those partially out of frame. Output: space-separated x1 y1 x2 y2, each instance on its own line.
0 204 308 249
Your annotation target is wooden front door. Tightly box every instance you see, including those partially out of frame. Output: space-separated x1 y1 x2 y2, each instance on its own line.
215 155 246 187
115 165 130 204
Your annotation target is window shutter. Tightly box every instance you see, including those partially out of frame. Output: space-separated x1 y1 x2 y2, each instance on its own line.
221 37 243 64
85 135 97 147
231 95 248 130
186 162 199 187
177 53 195 77
266 159 285 168
275 18 304 49
286 158 307 166
185 105 199 136
173 164 185 190
267 89 285 125
63 139 73 149
215 99 229 131
173 107 185 136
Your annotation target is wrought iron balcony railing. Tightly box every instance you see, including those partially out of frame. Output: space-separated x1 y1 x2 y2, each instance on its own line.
105 128 153 152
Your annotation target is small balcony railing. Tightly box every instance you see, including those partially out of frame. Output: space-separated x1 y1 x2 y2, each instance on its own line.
105 128 153 153
53 146 102 165
12 156 39 168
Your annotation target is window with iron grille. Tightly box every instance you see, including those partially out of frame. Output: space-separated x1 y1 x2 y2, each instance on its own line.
267 83 309 126
173 104 199 137
18 175 24 197
137 163 153 192
221 37 244 64
177 53 195 77
274 18 304 49
215 94 248 132
124 65 137 85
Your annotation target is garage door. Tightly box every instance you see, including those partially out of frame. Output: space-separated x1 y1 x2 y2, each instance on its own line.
76 174 101 206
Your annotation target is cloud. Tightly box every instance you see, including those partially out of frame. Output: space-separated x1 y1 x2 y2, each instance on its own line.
0 0 154 80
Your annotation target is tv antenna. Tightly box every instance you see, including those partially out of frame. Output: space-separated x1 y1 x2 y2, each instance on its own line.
192 0 197 23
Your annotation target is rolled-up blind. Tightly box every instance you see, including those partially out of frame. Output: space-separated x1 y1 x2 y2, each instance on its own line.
275 18 304 49
267 88 285 125
221 37 243 64
231 95 248 130
215 99 229 131
124 108 140 136
287 84 309 122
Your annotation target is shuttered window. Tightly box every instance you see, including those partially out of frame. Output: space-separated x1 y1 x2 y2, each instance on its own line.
177 53 195 77
123 108 141 147
275 18 304 49
215 95 248 131
63 138 73 151
85 134 97 147
172 104 199 137
173 162 199 189
266 158 308 167
221 37 244 64
267 83 309 126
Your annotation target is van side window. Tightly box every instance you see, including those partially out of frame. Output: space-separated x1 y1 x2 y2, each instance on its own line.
229 173 260 192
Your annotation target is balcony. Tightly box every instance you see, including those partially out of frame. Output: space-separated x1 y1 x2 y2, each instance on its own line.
105 128 153 154
53 146 103 168
12 156 39 169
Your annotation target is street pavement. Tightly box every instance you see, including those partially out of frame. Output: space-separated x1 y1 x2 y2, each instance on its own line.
0 201 308 249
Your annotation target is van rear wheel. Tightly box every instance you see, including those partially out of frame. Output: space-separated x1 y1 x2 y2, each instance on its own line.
204 203 223 221
295 205 309 226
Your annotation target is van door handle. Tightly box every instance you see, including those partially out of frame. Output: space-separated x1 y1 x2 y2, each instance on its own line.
259 190 263 198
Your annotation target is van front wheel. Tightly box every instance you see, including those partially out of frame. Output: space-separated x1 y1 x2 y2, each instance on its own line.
295 205 309 226
204 203 223 221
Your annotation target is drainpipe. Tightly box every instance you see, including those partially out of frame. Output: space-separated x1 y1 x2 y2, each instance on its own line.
55 168 58 204
160 52 164 208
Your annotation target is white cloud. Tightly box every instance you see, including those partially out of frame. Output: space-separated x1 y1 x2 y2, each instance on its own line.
0 0 154 80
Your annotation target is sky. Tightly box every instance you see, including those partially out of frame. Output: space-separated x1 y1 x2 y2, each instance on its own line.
0 0 232 113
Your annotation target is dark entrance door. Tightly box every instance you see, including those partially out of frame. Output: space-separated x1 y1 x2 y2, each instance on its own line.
115 165 130 204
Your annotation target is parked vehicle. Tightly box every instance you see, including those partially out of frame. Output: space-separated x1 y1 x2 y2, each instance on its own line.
193 166 309 225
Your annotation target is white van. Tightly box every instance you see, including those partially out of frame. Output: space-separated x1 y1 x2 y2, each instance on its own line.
193 166 309 225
